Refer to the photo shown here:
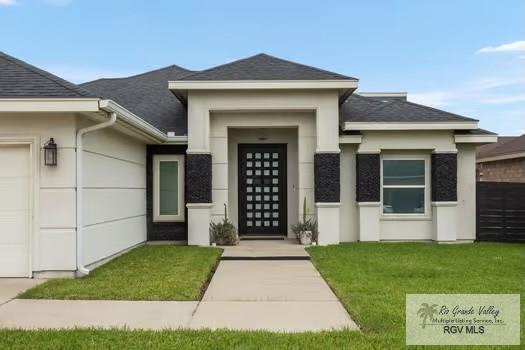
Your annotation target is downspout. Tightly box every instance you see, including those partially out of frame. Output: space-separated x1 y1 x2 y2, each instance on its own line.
76 111 117 276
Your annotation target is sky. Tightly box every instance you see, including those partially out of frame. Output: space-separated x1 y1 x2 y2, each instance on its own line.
1 0 524 135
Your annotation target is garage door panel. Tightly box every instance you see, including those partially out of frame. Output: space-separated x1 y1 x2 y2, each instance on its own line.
0 147 29 176
0 245 28 276
0 212 29 244
0 145 31 277
0 180 30 210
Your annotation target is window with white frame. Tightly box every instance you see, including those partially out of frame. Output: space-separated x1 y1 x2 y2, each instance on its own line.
381 157 428 215
153 154 184 222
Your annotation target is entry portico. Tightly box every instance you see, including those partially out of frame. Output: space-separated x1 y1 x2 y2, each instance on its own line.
174 88 356 245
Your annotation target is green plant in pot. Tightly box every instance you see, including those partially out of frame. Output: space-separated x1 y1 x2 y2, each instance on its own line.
210 203 239 246
291 197 318 245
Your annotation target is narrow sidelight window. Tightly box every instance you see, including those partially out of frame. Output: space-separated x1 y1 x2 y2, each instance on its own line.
153 155 184 221
382 158 427 215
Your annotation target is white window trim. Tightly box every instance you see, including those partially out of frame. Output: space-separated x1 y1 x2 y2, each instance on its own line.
380 154 431 219
153 154 185 222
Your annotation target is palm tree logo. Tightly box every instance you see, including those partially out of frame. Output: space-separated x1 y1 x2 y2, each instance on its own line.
417 303 438 328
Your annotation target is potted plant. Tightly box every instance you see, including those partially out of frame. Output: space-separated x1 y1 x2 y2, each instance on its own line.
291 197 318 245
210 203 239 246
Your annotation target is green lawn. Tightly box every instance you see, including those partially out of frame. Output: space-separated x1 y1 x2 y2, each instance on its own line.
19 245 222 301
3 242 524 349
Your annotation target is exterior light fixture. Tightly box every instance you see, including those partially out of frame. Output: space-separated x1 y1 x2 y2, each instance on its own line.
44 138 57 166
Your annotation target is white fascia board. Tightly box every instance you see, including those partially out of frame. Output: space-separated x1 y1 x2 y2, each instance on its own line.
477 152 525 163
0 98 100 112
169 80 359 91
166 136 188 144
98 99 168 143
454 134 498 144
343 121 479 131
339 135 363 144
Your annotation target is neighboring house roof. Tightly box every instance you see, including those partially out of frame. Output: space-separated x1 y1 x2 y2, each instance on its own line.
477 134 525 160
0 51 96 98
340 94 478 123
179 53 357 81
81 65 195 135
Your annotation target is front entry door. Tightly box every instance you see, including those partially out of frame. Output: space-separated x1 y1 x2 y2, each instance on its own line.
238 144 287 235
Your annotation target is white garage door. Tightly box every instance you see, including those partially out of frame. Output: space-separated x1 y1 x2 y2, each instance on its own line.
0 145 31 277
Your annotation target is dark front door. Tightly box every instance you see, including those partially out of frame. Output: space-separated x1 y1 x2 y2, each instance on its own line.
238 144 287 235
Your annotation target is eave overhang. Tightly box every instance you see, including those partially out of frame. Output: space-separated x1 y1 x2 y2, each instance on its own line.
169 80 359 105
343 121 479 131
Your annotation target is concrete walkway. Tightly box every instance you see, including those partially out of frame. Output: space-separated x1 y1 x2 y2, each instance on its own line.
0 240 358 332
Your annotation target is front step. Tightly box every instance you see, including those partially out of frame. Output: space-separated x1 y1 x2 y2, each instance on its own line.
240 235 287 241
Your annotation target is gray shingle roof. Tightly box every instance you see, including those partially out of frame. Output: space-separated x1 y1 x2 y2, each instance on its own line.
0 51 96 98
340 94 477 123
179 53 357 81
2 51 483 135
81 65 194 135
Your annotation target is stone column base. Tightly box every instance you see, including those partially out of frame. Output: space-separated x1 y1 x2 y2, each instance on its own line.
432 202 458 242
315 203 340 245
357 202 380 241
187 203 213 246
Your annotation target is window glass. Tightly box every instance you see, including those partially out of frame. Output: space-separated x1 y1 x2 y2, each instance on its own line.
383 160 424 186
383 188 425 214
159 161 179 215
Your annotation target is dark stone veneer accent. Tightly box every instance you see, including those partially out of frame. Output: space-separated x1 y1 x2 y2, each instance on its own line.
356 153 380 202
314 153 340 203
431 153 457 202
146 145 187 241
186 153 212 203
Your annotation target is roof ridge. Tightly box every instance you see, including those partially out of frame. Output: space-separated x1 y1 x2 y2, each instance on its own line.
179 53 357 81
255 53 357 80
81 64 195 86
178 53 264 80
0 51 95 97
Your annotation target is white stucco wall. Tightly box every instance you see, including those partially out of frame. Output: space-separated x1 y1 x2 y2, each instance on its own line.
339 144 358 242
80 121 147 266
456 144 476 240
0 113 77 272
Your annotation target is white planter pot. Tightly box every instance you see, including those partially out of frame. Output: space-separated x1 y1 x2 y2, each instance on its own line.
299 230 312 245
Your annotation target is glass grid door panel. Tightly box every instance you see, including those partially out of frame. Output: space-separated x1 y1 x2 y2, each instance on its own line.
238 144 287 235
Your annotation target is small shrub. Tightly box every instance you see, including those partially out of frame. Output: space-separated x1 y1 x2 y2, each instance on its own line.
210 204 239 245
291 197 318 242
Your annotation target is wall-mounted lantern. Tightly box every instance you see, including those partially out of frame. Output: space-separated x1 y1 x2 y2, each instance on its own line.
44 138 57 166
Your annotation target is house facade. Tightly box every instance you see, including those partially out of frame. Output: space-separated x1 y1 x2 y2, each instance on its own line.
0 52 497 278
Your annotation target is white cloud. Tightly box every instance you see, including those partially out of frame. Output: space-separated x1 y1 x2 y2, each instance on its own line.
0 0 18 6
481 95 525 104
472 77 525 90
477 40 525 54
409 75 525 108
44 64 136 83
